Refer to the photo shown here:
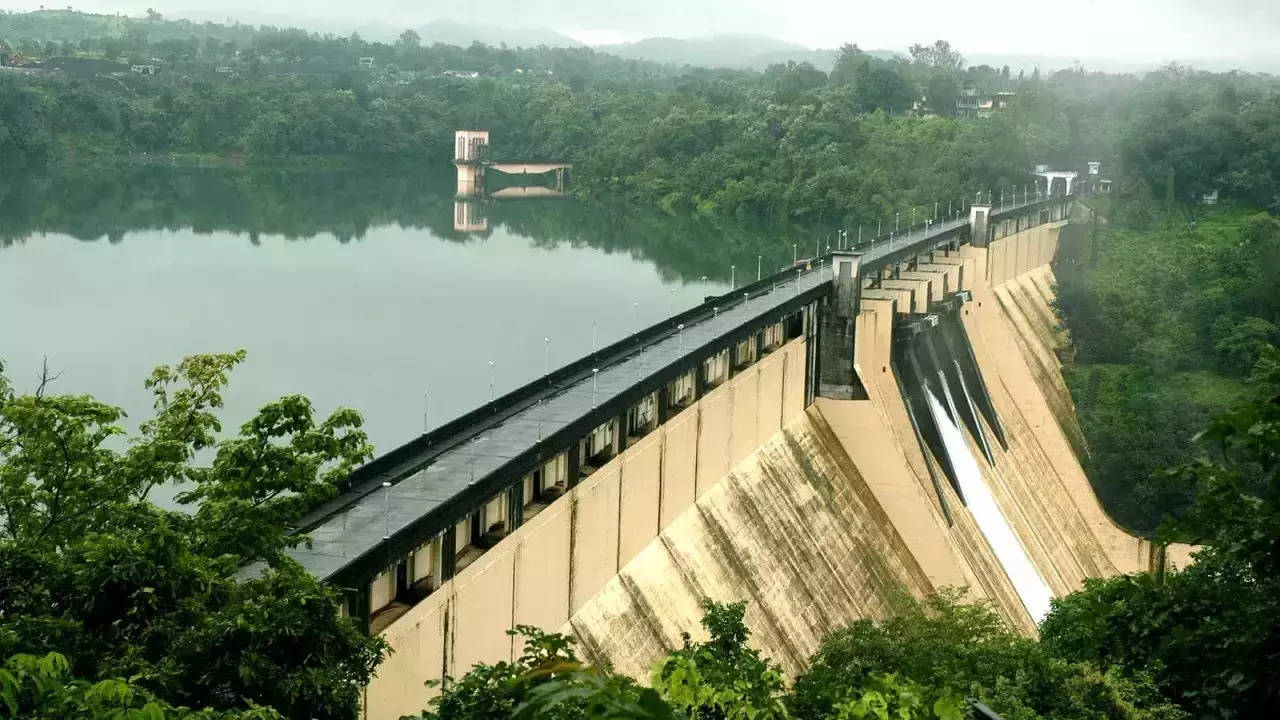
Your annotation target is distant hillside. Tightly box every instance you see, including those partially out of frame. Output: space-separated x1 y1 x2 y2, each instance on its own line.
0 10 580 51
596 35 903 72
596 35 827 70
0 9 257 45
411 19 581 48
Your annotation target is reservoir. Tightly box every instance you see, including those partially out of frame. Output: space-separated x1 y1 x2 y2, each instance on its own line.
0 164 810 504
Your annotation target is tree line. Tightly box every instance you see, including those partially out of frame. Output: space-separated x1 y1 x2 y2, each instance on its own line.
0 12 1098 230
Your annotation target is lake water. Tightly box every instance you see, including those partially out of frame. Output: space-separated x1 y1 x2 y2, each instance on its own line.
0 164 812 504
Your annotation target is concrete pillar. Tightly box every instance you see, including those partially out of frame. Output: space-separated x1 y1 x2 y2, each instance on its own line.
567 447 582 488
969 203 992 248
440 525 458 580
455 163 483 196
817 252 864 400
507 485 524 529
616 413 629 453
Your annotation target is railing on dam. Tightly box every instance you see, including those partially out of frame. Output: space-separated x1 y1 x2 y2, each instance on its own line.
811 191 1077 276
263 187 1078 631
274 251 835 625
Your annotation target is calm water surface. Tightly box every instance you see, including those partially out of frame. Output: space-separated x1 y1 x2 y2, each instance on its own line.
0 165 810 503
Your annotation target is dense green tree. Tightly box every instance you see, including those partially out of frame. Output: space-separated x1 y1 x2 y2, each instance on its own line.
0 353 385 718
909 40 965 72
1056 208 1280 529
926 73 959 117
0 651 283 719
790 590 1181 720
855 65 915 114
1041 348 1280 718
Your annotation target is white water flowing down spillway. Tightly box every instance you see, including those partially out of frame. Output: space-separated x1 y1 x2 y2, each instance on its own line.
926 392 1054 622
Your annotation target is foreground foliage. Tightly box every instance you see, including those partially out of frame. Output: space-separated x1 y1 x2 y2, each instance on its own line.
0 353 385 718
1042 347 1280 718
416 597 1179 720
792 589 1179 720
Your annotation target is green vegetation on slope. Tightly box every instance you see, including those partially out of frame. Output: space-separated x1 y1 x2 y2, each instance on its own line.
1056 208 1280 531
1043 63 1280 532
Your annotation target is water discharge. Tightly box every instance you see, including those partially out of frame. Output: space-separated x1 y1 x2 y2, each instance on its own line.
926 392 1053 621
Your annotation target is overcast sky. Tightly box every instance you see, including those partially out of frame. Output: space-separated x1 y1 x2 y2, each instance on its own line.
15 0 1280 68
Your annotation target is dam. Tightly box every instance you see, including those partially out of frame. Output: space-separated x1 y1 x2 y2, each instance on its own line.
264 173 1177 718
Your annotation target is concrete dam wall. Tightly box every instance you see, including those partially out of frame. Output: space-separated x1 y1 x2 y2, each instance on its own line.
360 211 1176 720
365 337 810 720
566 220 1163 672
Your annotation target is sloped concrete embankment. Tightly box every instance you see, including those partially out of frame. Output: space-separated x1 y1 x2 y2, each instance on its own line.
568 222 1169 680
567 409 940 678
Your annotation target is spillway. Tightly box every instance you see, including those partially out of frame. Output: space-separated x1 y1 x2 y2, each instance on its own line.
925 392 1052 621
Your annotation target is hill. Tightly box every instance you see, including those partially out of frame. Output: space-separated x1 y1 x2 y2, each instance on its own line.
0 9 580 51
595 34 836 70
411 19 580 48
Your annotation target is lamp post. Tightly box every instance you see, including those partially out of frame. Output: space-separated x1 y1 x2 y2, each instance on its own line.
543 337 550 375
730 264 735 288
488 360 495 401
422 391 429 432
382 481 392 540
757 255 762 281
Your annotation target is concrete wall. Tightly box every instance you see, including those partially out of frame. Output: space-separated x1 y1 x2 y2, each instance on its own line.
562 217 1174 682
363 337 808 720
366 217 1186 719
986 220 1062 286
568 409 938 678
826 221 1169 630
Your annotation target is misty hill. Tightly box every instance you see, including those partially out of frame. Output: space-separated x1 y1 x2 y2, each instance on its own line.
0 10 580 51
596 35 825 70
409 19 581 48
0 9 258 45
596 35 905 72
